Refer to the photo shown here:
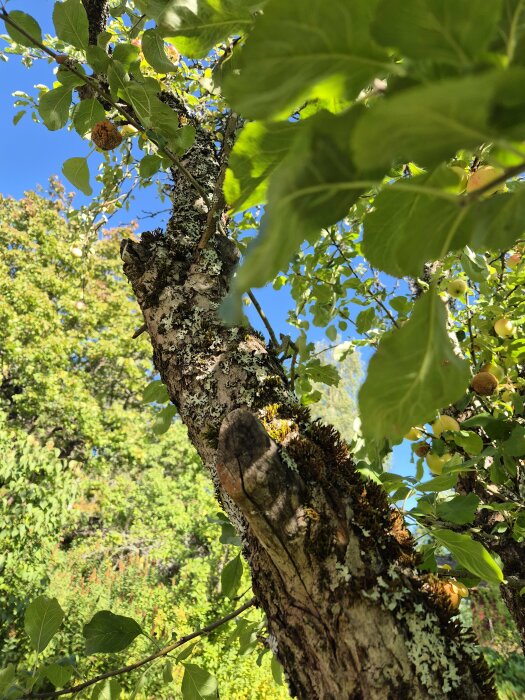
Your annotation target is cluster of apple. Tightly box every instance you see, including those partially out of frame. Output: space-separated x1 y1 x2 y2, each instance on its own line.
405 416 461 475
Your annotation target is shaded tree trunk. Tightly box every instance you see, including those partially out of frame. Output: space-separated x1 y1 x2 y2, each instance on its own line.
120 125 496 699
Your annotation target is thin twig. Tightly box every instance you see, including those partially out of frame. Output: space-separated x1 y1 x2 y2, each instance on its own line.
464 290 477 366
196 112 239 255
247 290 280 351
132 323 147 339
0 9 209 204
21 598 256 699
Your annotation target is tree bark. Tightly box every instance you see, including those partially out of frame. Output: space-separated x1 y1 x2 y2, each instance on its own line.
121 125 496 699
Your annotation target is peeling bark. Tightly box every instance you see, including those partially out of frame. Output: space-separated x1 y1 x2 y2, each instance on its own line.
121 125 496 698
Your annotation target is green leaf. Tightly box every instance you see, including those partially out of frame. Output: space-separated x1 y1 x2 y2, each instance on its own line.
271 656 284 686
13 110 26 126
352 69 524 171
152 404 177 435
38 87 72 131
86 45 110 73
372 0 503 66
451 431 483 455
62 158 92 196
168 124 196 155
436 493 480 525
113 42 141 69
502 425 525 456
91 679 122 700
45 664 73 688
0 665 16 695
139 154 163 178
72 98 106 137
107 61 130 102
24 596 64 653
364 174 525 278
358 290 470 441
4 11 43 48
176 642 199 663
53 0 89 51
224 109 368 321
355 307 376 335
157 0 255 59
83 611 142 654
162 661 173 683
181 664 218 700
142 379 169 404
142 28 178 73
304 359 340 386
417 473 458 492
222 0 391 119
432 528 504 583
57 63 86 88
224 121 300 212
221 554 243 598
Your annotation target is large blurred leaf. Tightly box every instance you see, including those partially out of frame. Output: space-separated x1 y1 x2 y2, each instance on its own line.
53 0 89 51
224 109 368 321
492 0 525 65
352 69 525 171
83 611 142 654
157 0 258 58
364 169 525 277
372 0 503 66
38 87 72 131
24 596 64 653
4 11 43 48
432 529 504 583
224 120 301 212
359 290 470 440
222 0 392 119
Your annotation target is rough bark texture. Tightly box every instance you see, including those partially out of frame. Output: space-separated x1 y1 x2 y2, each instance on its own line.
81 0 110 45
120 123 496 698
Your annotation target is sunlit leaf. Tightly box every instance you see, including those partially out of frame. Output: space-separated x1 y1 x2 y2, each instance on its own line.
53 0 89 51
62 157 92 196
359 290 470 440
4 11 43 48
432 529 504 583
24 596 64 653
38 87 72 131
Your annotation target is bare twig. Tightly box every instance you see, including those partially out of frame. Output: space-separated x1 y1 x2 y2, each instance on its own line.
247 290 280 351
21 598 256 699
132 323 147 339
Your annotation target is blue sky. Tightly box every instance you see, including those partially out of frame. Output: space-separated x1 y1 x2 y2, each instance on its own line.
0 1 415 478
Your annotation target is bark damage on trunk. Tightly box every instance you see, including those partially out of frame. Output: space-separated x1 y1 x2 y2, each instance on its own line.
120 124 496 698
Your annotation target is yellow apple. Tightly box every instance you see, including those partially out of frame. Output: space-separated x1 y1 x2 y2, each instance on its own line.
466 166 505 196
447 279 468 298
494 318 514 338
120 124 139 138
431 415 460 437
70 246 83 258
426 452 452 475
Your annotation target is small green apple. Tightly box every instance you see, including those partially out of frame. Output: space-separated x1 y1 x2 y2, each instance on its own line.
494 318 514 338
426 452 452 475
431 415 460 437
447 279 468 299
